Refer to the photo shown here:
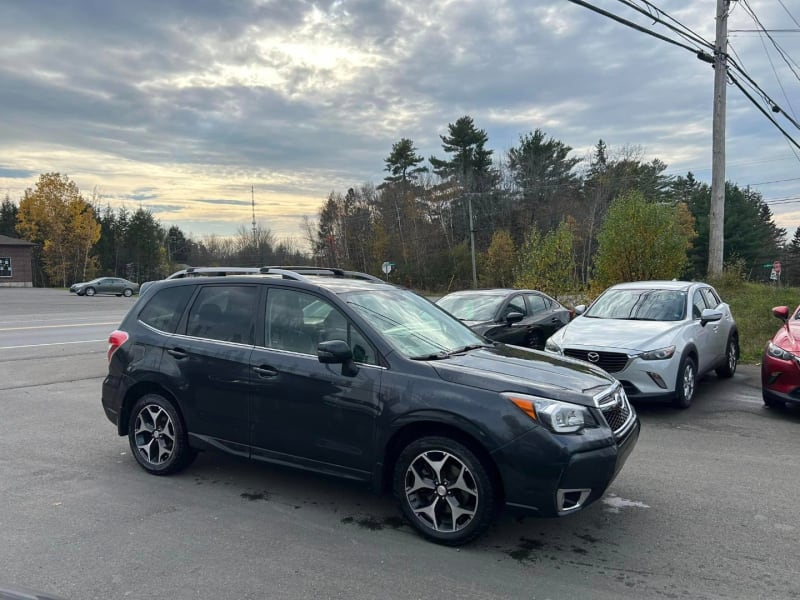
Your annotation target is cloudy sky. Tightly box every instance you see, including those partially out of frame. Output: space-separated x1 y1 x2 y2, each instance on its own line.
1 0 798 246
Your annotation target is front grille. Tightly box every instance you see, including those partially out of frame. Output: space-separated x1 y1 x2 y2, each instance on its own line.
597 387 634 438
564 349 630 373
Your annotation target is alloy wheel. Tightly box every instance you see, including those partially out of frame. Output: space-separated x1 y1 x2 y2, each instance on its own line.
404 450 479 533
133 404 176 466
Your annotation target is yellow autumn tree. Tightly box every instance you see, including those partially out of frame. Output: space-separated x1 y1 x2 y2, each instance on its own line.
513 218 579 297
17 173 101 287
592 190 695 290
481 229 515 287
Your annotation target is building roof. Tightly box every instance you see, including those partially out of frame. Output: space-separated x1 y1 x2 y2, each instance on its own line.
0 234 36 247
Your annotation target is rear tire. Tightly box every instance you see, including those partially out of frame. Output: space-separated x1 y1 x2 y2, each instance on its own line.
128 393 196 475
673 356 697 409
393 436 497 546
715 336 738 378
123 288 133 297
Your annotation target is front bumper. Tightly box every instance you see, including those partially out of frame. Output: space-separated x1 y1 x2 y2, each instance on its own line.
493 418 640 517
761 356 800 405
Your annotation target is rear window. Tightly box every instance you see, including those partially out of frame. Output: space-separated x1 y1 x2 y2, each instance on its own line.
138 285 195 333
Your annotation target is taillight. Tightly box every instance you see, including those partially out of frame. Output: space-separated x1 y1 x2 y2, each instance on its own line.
108 330 129 363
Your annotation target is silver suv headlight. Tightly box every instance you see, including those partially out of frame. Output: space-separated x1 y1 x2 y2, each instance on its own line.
640 345 676 360
544 338 562 354
503 392 593 434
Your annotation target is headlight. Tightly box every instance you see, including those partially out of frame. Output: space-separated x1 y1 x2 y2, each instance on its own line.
503 392 593 434
640 346 676 360
767 342 793 361
544 338 562 354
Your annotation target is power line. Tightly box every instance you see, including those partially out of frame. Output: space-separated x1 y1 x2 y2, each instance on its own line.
566 0 709 56
728 71 800 151
614 0 712 50
740 0 800 79
777 0 800 29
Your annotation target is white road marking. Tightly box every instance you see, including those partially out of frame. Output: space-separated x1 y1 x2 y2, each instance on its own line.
0 322 117 331
0 339 106 350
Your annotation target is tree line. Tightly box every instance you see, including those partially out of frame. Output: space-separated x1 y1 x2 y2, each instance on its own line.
1 174 305 287
307 115 788 292
0 114 790 292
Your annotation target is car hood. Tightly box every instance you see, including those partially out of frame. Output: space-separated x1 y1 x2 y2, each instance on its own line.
771 321 800 352
431 345 615 407
554 316 683 352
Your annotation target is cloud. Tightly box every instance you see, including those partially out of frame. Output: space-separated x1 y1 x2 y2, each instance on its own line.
0 0 797 238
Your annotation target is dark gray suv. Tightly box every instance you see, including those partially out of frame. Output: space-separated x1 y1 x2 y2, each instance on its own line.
102 267 639 545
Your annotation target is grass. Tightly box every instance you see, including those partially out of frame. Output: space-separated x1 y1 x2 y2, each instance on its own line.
711 279 799 364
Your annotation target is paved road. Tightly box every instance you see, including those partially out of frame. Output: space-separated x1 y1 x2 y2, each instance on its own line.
0 288 798 600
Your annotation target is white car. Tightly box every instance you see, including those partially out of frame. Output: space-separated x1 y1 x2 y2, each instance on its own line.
544 281 738 408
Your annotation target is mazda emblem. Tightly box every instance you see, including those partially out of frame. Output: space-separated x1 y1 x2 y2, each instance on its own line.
587 352 600 363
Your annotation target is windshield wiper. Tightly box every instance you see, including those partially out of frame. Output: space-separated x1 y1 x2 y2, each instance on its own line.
446 343 494 355
410 351 451 361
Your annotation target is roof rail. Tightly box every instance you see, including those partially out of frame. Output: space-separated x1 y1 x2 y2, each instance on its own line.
259 266 383 283
258 267 310 281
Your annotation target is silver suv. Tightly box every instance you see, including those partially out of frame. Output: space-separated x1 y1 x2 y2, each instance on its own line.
545 281 738 408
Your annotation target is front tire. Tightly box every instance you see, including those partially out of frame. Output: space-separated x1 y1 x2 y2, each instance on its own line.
763 391 785 409
393 436 497 546
525 330 544 349
84 287 96 297
716 336 738 378
128 394 196 475
673 356 697 409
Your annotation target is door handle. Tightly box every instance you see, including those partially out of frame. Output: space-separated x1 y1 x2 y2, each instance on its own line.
166 348 188 359
253 365 279 378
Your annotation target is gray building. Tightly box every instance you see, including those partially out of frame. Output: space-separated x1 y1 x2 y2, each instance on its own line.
0 234 36 287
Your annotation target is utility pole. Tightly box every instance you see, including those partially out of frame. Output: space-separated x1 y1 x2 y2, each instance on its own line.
467 193 477 288
708 0 733 276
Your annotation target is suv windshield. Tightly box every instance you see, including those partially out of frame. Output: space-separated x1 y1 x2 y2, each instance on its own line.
586 289 687 321
437 293 505 321
345 289 487 358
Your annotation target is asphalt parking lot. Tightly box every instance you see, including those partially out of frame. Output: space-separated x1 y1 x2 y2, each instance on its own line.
0 288 798 600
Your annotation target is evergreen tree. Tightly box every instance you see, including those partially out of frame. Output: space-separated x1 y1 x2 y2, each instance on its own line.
0 194 18 237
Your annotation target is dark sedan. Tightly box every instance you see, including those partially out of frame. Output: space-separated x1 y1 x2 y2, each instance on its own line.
70 277 139 297
436 288 571 349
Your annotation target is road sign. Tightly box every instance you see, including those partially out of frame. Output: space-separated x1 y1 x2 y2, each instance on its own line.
381 261 394 275
774 260 782 274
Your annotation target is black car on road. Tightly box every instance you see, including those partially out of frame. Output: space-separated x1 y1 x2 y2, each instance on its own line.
437 288 571 349
102 267 639 545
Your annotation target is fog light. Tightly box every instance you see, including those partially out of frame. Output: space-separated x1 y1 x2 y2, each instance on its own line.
648 372 668 389
768 372 782 385
557 488 591 514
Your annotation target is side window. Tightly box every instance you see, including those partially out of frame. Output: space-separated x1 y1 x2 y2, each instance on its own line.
266 289 377 364
504 296 527 317
691 290 707 320
186 285 258 344
139 285 195 333
526 294 548 315
701 288 721 308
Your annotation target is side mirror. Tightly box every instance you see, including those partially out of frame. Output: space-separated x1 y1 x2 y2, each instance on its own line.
318 339 353 364
772 306 789 322
574 305 586 316
699 308 722 326
317 339 358 376
505 311 524 324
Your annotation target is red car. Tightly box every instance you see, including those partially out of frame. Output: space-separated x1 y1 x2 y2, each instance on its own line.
762 305 800 408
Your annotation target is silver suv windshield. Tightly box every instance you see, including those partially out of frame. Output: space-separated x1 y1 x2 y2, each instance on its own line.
344 289 488 358
586 289 687 322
